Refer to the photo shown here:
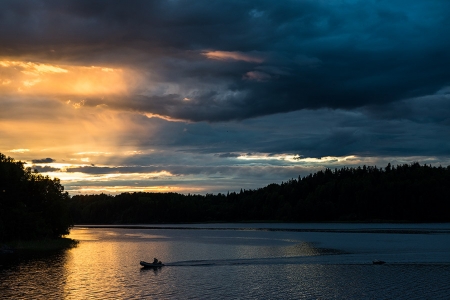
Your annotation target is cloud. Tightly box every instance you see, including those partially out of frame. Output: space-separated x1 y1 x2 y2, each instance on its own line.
1 0 449 122
0 60 128 96
243 71 271 82
2 0 450 195
8 149 30 153
31 157 55 163
364 93 450 125
216 153 240 158
33 165 60 172
203 51 265 63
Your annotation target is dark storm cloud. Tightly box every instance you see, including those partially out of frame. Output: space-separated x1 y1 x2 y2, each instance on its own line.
31 157 55 163
32 165 60 172
1 0 450 122
184 106 450 158
365 93 450 125
64 164 275 176
92 101 448 163
216 153 240 158
65 166 161 174
63 164 316 184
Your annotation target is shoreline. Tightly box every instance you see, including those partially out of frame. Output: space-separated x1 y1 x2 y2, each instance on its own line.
72 223 450 234
0 237 78 254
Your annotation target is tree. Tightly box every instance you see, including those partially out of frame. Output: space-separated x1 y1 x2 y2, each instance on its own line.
0 153 72 242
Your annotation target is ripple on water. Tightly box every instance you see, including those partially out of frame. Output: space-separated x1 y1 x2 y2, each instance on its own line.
2 225 450 299
2 258 450 299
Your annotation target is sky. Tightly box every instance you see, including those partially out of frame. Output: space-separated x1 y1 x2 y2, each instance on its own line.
1 0 450 195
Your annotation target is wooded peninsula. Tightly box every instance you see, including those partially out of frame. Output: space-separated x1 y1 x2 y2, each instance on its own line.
0 153 73 249
1 152 450 245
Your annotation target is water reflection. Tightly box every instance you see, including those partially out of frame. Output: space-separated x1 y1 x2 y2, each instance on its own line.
0 251 69 299
64 242 125 298
285 242 346 256
140 266 163 275
62 228 174 299
2 225 449 299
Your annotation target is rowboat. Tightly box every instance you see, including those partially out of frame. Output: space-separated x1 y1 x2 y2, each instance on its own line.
140 261 164 268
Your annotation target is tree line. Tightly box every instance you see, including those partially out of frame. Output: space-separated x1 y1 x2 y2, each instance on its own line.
68 162 450 224
0 153 72 242
1 152 449 237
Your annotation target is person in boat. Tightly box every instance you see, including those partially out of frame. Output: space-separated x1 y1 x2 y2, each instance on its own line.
153 258 162 264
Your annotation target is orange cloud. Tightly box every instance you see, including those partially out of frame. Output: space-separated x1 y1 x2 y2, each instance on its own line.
202 51 264 63
0 60 129 96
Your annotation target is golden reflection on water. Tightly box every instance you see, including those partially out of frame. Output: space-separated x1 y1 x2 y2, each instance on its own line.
64 228 169 299
67 227 100 241
3 227 450 299
64 242 123 298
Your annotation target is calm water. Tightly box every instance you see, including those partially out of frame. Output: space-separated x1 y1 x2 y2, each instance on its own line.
1 223 450 299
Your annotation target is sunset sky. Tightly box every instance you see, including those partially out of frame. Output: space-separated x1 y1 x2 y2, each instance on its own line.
1 0 450 195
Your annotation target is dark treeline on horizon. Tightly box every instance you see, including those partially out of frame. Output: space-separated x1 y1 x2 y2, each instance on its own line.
69 162 450 224
2 152 450 241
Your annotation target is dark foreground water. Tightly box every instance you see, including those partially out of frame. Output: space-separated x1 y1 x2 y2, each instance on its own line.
1 223 450 299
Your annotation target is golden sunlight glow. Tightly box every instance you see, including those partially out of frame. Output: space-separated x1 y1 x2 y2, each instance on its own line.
0 107 156 169
203 51 264 63
123 150 144 156
237 154 361 164
43 171 94 182
143 112 186 122
73 151 114 156
70 185 206 195
237 153 303 162
0 60 128 96
34 165 175 182
295 156 358 163
8 149 30 153
0 60 68 74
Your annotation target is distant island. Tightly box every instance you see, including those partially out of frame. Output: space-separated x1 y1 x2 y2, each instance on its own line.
68 162 450 224
2 152 449 249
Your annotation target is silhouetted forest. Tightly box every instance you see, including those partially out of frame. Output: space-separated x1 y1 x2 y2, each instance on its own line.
0 154 72 242
69 162 450 223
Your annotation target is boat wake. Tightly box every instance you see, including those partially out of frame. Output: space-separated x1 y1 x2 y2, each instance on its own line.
162 256 337 267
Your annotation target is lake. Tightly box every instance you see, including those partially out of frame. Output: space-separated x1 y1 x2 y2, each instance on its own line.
1 223 450 299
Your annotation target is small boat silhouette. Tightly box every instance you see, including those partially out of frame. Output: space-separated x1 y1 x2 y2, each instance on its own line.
140 261 165 268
